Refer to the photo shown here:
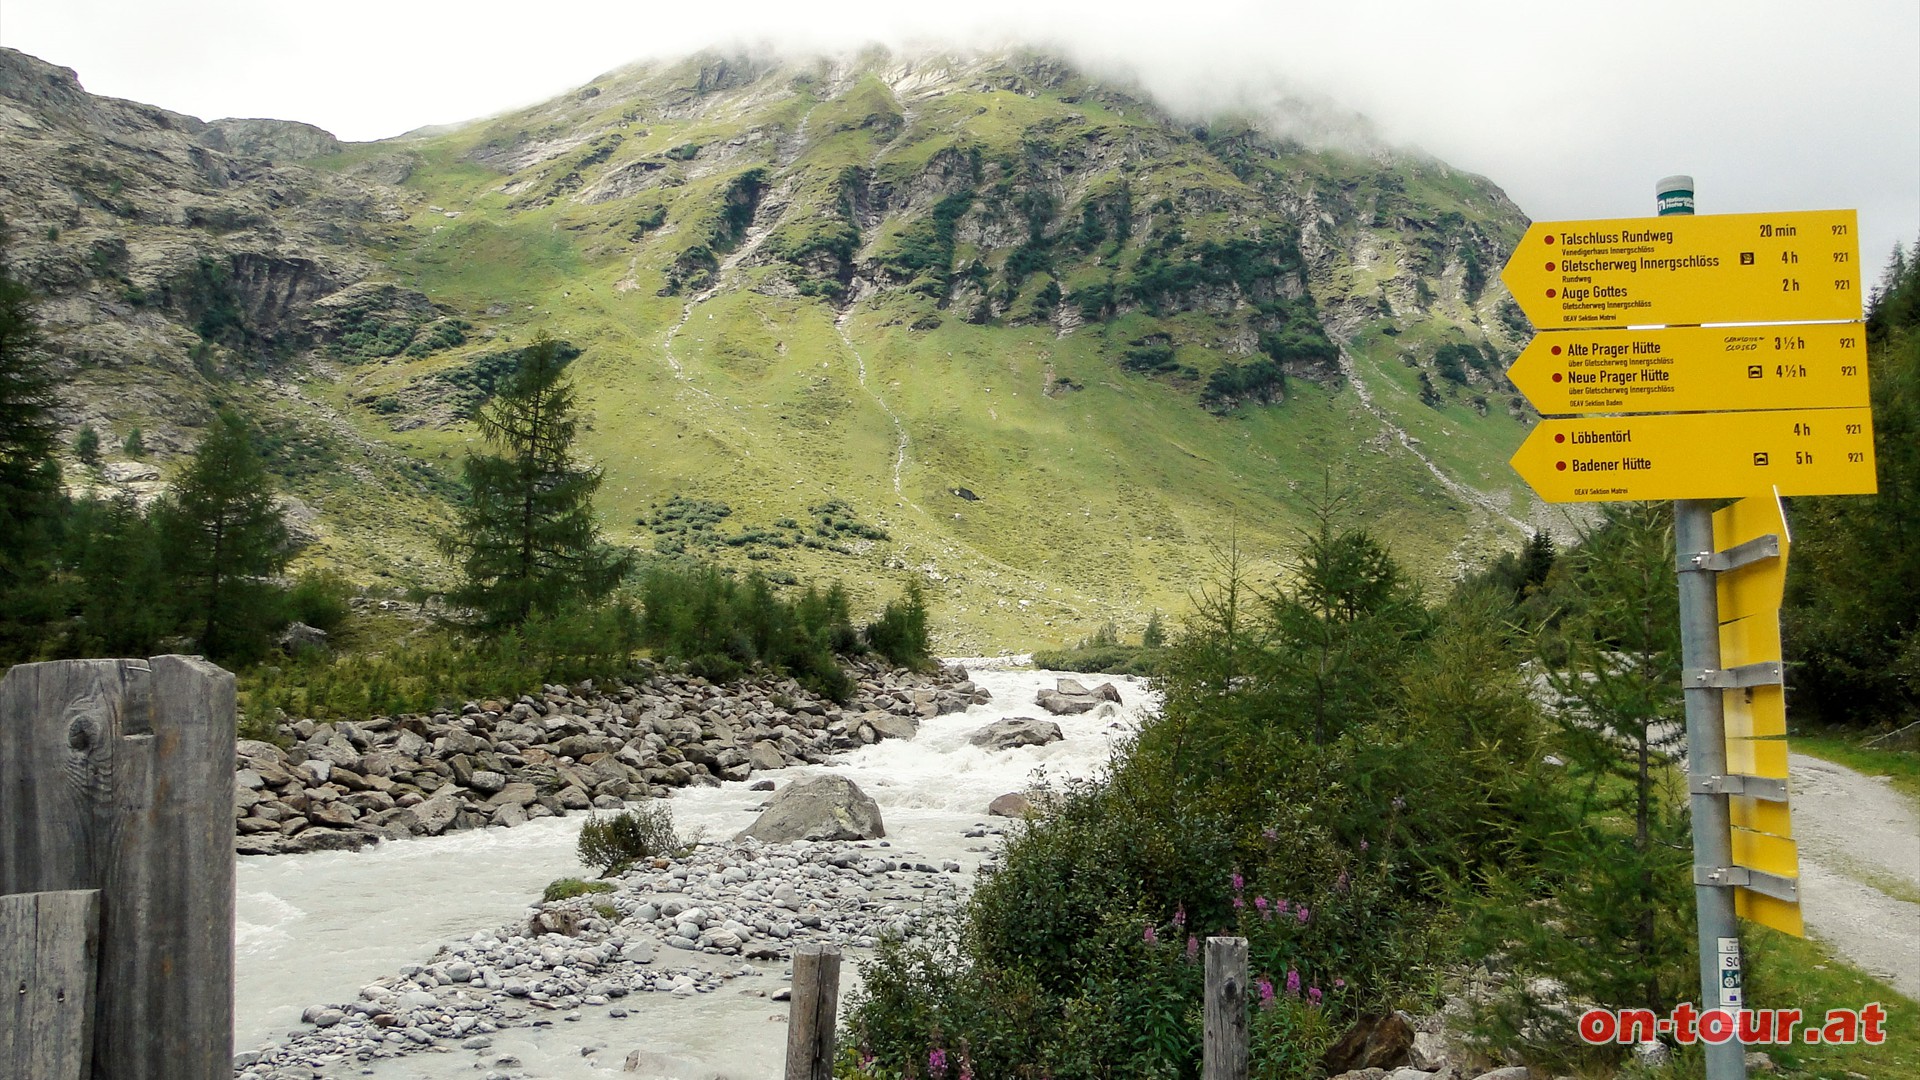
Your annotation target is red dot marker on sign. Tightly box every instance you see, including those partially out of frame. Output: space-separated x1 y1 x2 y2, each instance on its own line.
1553 373 1563 383
1556 461 1567 471
1544 235 1556 245
1555 433 1566 443
1546 288 1558 298
1546 262 1556 272
1551 345 1562 355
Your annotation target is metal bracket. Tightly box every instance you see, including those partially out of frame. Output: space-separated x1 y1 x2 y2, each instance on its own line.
1677 533 1783 574
1686 662 1784 688
1695 865 1749 887
1695 866 1799 900
1689 774 1791 801
1743 868 1801 902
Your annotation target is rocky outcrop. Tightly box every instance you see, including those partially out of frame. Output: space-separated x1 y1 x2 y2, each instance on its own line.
232 661 986 856
734 775 886 843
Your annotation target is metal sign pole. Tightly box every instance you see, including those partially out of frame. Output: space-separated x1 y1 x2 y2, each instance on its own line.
1662 174 1748 1080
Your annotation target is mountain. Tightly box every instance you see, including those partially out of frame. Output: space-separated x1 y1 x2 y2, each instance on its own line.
0 45 1552 650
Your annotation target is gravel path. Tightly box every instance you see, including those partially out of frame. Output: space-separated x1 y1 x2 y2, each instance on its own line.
1788 752 1920 1000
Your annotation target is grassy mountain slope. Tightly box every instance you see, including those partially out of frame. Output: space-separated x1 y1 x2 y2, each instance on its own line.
0 46 1551 650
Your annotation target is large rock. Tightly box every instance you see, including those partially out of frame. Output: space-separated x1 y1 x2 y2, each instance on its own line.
1035 689 1099 715
987 792 1032 817
864 712 920 741
413 793 461 836
734 775 885 842
970 717 1064 750
1321 1012 1415 1074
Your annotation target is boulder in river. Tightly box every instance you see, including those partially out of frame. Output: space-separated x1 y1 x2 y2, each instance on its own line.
987 792 1033 817
735 775 886 842
970 717 1064 750
863 711 920 741
1035 689 1098 715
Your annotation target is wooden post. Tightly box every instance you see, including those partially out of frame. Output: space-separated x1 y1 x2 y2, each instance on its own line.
0 657 235 1080
1 890 101 1080
783 942 842 1080
1204 935 1249 1080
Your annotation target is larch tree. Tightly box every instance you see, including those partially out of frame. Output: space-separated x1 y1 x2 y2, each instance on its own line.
440 337 628 627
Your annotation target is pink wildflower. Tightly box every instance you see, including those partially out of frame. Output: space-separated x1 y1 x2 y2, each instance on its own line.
1308 986 1323 1005
929 1047 948 1078
1286 969 1301 996
1231 872 1244 892
1187 935 1199 960
1173 905 1186 927
1144 924 1157 944
1295 906 1311 924
1257 978 1275 1009
1232 895 1244 909
1334 978 1346 989
1276 898 1290 915
1254 896 1271 920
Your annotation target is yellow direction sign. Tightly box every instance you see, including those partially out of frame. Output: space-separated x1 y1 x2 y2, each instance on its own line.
1507 323 1870 415
1510 408 1878 502
1501 210 1863 328
1738 888 1804 937
1713 493 1792 620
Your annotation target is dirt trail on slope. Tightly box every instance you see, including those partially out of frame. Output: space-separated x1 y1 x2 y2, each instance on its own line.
1787 752 1920 1000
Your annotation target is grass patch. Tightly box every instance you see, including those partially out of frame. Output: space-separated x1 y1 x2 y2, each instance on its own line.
543 877 616 902
1740 924 1920 1078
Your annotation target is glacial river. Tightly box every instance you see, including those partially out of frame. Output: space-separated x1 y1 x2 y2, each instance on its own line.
234 664 1153 1079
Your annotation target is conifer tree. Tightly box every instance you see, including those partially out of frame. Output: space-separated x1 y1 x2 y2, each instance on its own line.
156 408 291 661
74 423 101 466
1463 506 1693 1061
0 224 64 658
440 337 628 627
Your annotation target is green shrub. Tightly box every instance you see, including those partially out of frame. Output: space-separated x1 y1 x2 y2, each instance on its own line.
862 579 931 670
543 877 616 902
577 803 680 876
285 569 353 635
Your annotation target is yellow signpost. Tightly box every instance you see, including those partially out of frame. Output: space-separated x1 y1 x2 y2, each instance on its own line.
1505 323 1870 415
1709 492 1802 937
1494 191 1872 977
1509 408 1877 502
1501 209 1864 329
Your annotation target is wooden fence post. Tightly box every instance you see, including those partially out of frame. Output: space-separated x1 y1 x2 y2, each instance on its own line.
0 656 235 1080
783 942 842 1080
1 889 101 1080
1204 935 1250 1080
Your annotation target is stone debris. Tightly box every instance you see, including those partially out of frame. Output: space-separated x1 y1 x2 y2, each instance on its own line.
233 661 990 856
233 836 971 1078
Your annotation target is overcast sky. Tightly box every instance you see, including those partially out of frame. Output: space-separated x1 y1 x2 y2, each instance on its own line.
6 0 1917 272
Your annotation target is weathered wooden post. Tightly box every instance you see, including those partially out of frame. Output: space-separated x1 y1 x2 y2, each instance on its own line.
1204 935 1250 1080
0 656 235 1080
1 889 101 1080
783 942 842 1080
